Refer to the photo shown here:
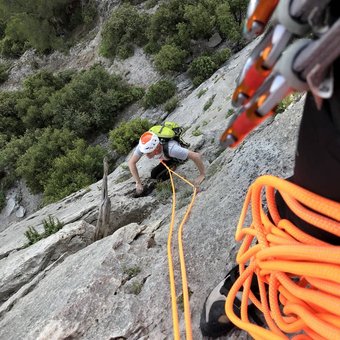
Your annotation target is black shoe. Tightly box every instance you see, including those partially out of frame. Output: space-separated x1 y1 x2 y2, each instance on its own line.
200 265 240 338
200 265 264 338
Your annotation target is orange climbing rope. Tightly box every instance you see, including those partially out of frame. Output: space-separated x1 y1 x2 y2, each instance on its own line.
161 161 198 340
225 175 340 340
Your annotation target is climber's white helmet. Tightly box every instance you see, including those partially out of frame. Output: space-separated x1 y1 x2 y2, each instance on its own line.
139 131 160 153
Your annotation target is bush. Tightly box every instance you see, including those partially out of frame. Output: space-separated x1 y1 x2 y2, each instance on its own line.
43 139 107 203
276 93 301 113
16 70 71 129
0 189 5 212
184 3 215 39
16 128 77 194
189 56 216 86
215 3 242 42
164 96 178 113
143 80 176 108
0 91 24 139
155 181 172 201
154 44 187 73
0 130 40 189
109 118 152 155
0 0 98 55
146 0 185 47
0 36 27 58
0 62 9 84
45 65 142 137
100 4 149 59
212 48 231 66
24 215 64 247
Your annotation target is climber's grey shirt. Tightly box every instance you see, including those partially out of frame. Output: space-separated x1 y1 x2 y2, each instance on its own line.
133 140 189 160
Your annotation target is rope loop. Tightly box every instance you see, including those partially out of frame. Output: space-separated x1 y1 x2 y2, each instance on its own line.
226 175 340 340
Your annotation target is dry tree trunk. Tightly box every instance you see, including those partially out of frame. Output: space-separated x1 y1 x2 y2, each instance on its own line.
94 157 111 241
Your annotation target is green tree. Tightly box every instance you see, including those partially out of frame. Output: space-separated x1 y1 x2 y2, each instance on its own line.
100 3 149 59
0 0 97 54
0 61 9 83
227 0 248 26
0 91 24 139
143 80 177 108
16 128 76 193
109 118 152 155
154 44 187 73
212 48 232 66
189 56 216 86
0 36 26 57
0 130 40 188
146 0 185 49
16 70 71 129
184 3 215 39
45 65 142 137
216 2 242 42
43 139 107 203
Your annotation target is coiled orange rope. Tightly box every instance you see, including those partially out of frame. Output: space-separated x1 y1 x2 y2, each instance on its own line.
225 175 340 340
161 161 197 340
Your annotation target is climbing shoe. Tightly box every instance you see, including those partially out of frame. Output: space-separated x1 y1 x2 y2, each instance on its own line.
200 265 264 338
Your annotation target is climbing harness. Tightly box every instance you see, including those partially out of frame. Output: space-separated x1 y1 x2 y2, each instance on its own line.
225 175 340 339
161 161 197 340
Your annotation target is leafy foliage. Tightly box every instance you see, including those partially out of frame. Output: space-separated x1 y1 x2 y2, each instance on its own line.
16 128 77 194
154 44 187 73
0 91 24 139
189 56 216 87
0 188 5 212
155 181 172 201
184 3 215 39
24 215 64 247
0 0 98 55
100 4 149 59
212 48 231 66
0 130 41 189
188 49 231 86
45 65 143 137
216 3 242 42
0 65 143 202
16 70 74 129
143 80 176 108
145 0 247 55
43 139 107 204
146 0 185 48
0 61 9 83
164 96 178 113
0 36 26 58
109 118 152 155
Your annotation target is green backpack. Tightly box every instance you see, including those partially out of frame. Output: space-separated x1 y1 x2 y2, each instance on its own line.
149 122 190 159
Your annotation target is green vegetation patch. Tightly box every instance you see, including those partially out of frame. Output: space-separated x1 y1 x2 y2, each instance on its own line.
109 118 152 155
0 0 98 56
24 215 64 247
0 62 10 84
203 94 216 111
164 96 178 113
143 80 176 108
155 181 172 201
100 3 149 59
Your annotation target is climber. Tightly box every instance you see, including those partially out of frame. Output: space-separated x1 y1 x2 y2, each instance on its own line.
200 0 340 338
128 130 206 195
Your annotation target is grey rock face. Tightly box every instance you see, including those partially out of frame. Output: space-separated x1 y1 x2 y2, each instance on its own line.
0 36 306 340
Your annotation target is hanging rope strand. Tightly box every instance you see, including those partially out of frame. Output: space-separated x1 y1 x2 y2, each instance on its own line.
161 161 198 340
